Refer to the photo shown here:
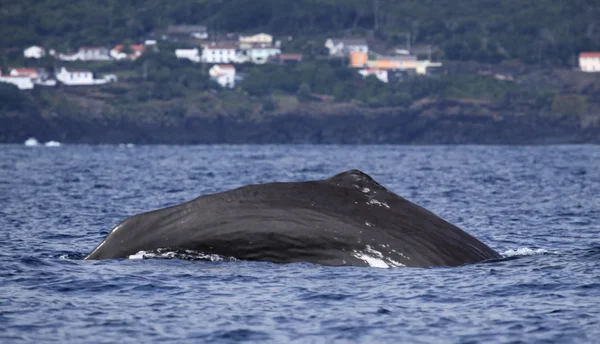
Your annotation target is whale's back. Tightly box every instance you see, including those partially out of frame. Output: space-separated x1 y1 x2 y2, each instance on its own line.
85 170 500 267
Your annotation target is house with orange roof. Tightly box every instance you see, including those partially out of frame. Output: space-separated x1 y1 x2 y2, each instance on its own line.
0 73 35 90
209 64 236 88
110 44 146 61
10 68 40 80
579 52 600 72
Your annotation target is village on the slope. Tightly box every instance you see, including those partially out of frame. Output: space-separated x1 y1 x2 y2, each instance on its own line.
2 25 600 92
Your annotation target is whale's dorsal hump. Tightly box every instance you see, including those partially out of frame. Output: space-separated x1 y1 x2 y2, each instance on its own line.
325 169 387 192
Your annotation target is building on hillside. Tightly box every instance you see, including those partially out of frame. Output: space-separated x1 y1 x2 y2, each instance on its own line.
245 43 281 64
8 68 56 86
57 52 79 61
356 53 441 75
268 54 303 64
167 25 208 40
239 33 273 48
55 67 110 86
325 38 368 56
175 48 201 63
201 42 241 63
579 52 600 72
0 74 35 90
76 46 111 61
10 68 40 80
23 46 45 59
58 46 111 61
209 64 236 88
358 69 389 83
349 51 369 68
110 44 146 60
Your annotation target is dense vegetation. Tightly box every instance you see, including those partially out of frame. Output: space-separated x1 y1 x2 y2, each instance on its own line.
1 0 599 121
2 0 599 66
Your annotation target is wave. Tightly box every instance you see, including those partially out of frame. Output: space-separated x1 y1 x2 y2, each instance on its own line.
501 247 556 257
44 141 62 147
24 137 40 146
23 137 63 147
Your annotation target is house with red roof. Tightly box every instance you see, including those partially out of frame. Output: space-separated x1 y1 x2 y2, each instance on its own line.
579 52 600 72
0 73 35 90
110 44 146 61
10 68 40 80
209 64 236 88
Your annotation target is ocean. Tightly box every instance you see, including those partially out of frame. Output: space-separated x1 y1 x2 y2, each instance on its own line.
1 144 599 343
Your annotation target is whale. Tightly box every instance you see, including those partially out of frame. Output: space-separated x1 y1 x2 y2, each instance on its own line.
85 170 500 267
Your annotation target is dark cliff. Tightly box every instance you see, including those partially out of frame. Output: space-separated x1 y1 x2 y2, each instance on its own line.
1 97 598 144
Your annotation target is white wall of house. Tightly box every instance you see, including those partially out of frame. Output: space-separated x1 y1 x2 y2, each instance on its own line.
191 32 208 40
78 47 111 61
325 39 369 56
209 65 236 88
57 53 79 61
56 67 107 86
239 33 273 44
202 47 238 63
0 76 35 90
248 47 281 64
57 47 111 61
10 69 40 79
24 46 45 59
580 55 600 72
358 69 389 83
175 48 201 63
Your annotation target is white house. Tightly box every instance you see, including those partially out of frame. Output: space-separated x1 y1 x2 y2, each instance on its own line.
10 68 40 80
110 44 146 60
201 42 240 63
55 67 109 86
58 46 111 61
8 68 56 86
358 69 389 83
239 33 273 45
0 74 34 90
245 44 281 64
579 52 600 72
78 46 111 61
175 48 201 63
325 38 369 56
23 46 45 59
209 64 236 88
57 52 79 61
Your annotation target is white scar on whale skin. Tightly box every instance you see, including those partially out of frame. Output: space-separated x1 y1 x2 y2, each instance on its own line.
352 245 406 268
367 199 390 208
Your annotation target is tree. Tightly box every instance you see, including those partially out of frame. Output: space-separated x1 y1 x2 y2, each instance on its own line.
296 82 312 102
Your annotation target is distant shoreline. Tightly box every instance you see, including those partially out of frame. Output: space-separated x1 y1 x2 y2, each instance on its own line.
2 106 597 145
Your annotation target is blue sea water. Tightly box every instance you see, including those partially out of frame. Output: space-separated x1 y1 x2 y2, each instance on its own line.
1 144 599 343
